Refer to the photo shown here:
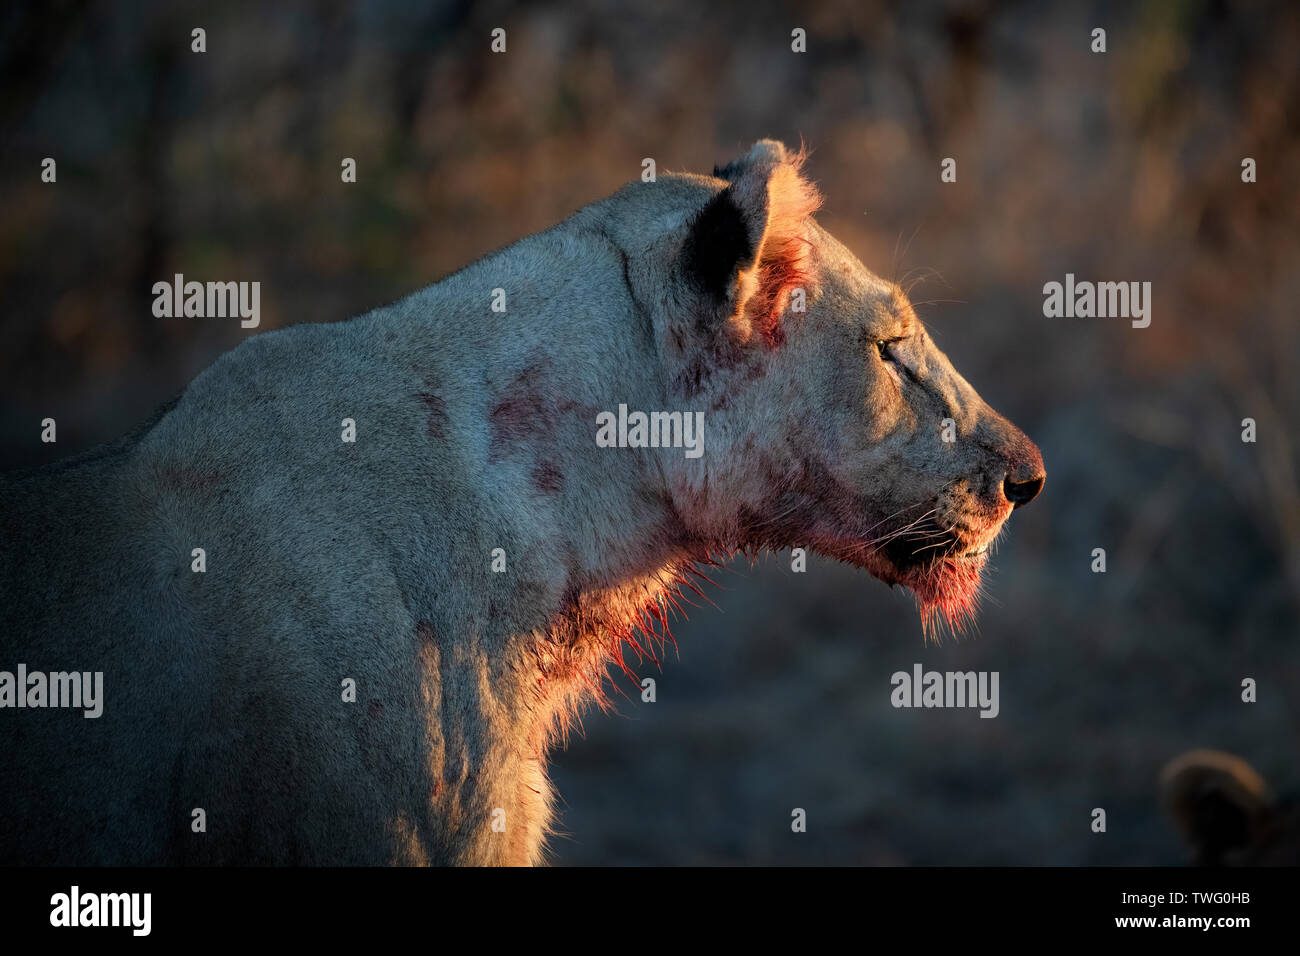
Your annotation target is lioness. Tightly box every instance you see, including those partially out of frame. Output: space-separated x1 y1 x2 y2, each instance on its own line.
1162 749 1300 866
0 140 1043 865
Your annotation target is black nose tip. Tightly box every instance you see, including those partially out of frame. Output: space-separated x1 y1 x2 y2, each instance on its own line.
1004 473 1045 508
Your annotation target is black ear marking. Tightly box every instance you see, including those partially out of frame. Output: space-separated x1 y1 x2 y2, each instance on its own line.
681 186 754 303
1187 789 1254 863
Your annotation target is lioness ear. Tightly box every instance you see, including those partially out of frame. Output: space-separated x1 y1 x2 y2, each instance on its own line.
681 141 821 346
1160 749 1275 864
712 139 790 181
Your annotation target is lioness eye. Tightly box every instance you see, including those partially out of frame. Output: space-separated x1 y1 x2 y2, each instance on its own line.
875 338 903 362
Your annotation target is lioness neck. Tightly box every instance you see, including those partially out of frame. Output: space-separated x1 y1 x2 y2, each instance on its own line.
368 229 711 863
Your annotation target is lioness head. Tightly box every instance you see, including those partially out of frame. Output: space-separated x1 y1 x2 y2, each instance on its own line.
624 140 1044 635
1161 749 1300 866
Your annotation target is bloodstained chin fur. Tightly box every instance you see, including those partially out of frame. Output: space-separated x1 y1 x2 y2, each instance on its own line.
907 556 987 640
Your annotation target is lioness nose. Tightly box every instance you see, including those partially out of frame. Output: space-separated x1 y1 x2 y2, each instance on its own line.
1003 472 1045 508
980 406 1045 509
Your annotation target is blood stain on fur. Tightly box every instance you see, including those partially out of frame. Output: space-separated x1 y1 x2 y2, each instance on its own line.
531 461 564 493
489 364 553 457
414 392 448 440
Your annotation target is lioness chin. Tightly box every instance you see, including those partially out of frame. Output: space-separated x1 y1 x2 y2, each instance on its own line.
0 139 1043 866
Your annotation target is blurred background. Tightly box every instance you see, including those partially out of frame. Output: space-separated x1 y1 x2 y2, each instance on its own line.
1 0 1297 863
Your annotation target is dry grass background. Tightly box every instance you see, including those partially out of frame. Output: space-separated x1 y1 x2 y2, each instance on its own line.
1 0 1297 863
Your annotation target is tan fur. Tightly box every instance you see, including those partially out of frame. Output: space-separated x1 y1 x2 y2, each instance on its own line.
0 141 1043 865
